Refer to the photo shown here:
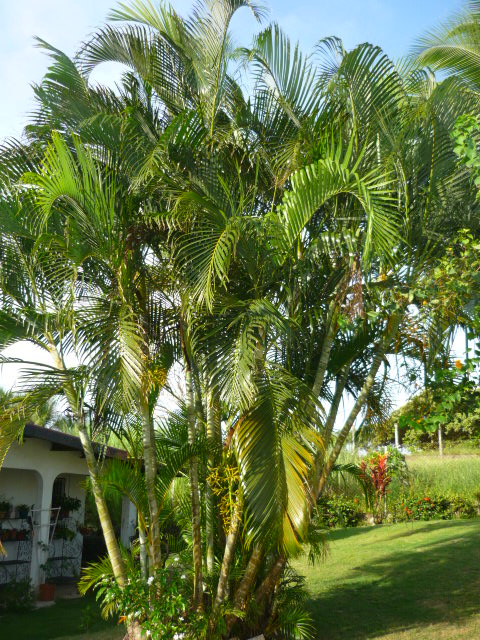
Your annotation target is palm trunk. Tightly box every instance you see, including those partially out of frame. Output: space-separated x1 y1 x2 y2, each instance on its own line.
183 338 204 610
225 543 263 635
254 553 285 607
311 301 339 400
305 301 340 500
77 423 127 586
48 344 126 585
123 621 143 640
316 313 403 498
206 385 217 575
323 365 351 447
312 365 350 491
50 347 138 639
214 498 242 611
140 397 162 569
138 516 148 580
233 543 263 610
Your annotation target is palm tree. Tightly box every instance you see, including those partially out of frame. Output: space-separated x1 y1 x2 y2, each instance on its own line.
1 1 479 637
0 208 128 589
414 1 480 90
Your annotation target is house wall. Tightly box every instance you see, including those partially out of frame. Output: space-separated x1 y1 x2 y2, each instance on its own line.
0 468 42 509
3 437 90 480
0 434 137 591
0 437 89 588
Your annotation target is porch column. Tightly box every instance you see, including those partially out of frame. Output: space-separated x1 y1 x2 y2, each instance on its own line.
120 497 137 548
30 473 55 590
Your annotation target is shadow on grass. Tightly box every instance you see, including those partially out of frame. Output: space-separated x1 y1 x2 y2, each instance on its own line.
324 519 466 544
0 594 117 640
307 520 480 639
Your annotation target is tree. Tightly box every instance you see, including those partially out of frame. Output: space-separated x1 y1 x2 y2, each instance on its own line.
414 0 480 90
1 1 479 637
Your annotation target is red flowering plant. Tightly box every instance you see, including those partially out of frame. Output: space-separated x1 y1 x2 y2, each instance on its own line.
359 452 392 523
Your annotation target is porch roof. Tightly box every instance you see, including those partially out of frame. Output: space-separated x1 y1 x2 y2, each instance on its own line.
23 423 127 460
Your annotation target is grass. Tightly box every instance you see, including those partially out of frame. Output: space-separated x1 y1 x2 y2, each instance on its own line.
4 519 480 640
0 594 122 640
56 632 121 640
406 454 480 500
296 518 480 639
56 632 120 640
409 441 480 456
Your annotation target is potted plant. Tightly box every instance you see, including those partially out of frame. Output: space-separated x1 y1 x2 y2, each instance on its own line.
78 525 94 536
16 504 30 519
53 525 75 541
58 496 81 519
39 559 55 602
16 528 29 541
0 499 12 520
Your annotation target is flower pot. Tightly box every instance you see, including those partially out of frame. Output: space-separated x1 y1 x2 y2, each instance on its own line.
39 583 55 602
0 511 7 520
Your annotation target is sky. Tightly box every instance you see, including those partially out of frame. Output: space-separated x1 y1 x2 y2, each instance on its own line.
0 0 463 140
0 0 466 404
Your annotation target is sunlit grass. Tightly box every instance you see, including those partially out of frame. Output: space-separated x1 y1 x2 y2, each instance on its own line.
297 519 480 639
407 454 480 499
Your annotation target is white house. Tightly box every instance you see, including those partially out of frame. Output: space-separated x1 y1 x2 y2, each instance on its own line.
0 424 137 590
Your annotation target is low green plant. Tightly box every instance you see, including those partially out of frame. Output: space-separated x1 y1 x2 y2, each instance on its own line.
0 579 34 612
316 496 364 529
79 604 97 634
265 568 314 640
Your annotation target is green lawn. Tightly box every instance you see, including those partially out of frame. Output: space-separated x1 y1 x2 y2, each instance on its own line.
0 594 122 640
4 520 480 640
296 519 480 639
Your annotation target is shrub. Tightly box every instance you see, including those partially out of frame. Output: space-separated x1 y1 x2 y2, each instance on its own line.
391 494 477 522
316 493 477 528
316 496 364 529
94 566 199 639
446 495 477 518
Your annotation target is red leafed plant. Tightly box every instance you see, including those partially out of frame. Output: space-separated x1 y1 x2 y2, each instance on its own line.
360 452 392 523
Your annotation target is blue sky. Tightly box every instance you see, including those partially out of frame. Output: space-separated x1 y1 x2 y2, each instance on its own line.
1 0 462 140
